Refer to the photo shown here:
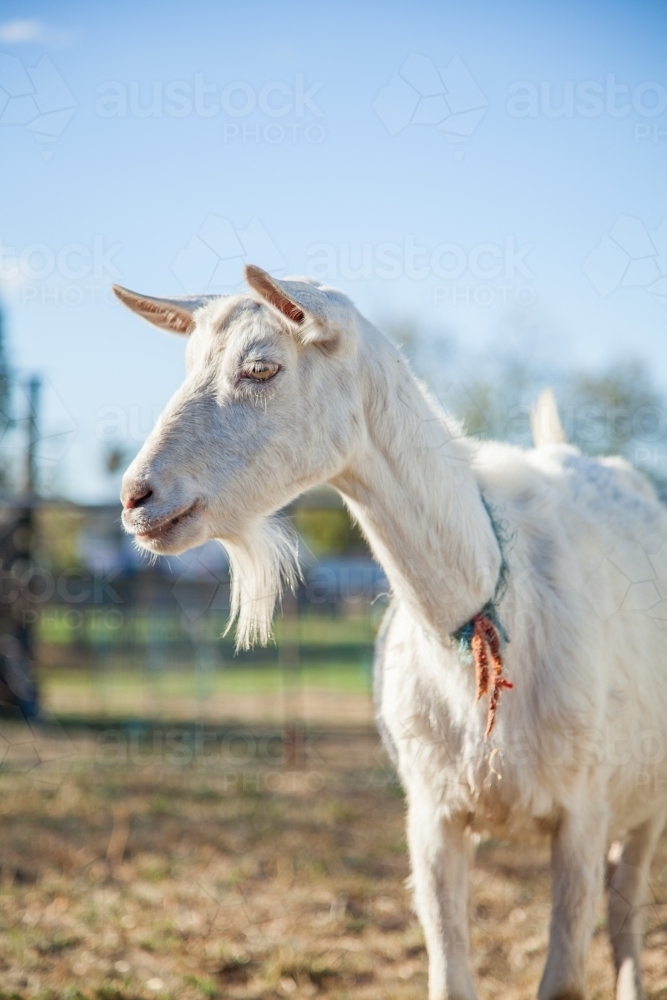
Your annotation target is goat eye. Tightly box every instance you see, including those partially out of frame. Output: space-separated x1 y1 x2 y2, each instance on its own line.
242 361 280 382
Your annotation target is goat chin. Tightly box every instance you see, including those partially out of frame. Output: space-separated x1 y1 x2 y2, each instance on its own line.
132 509 208 556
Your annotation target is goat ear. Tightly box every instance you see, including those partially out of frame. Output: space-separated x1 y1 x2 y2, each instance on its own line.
244 266 305 325
112 285 216 335
244 265 349 344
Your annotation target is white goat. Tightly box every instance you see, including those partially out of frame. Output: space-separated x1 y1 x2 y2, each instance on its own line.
114 269 667 1000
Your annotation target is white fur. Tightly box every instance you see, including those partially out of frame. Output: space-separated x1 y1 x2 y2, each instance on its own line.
116 270 667 1000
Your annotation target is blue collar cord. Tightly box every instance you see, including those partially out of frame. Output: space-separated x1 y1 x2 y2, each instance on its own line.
451 495 512 656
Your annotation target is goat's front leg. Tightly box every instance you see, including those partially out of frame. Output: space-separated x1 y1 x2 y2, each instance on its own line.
607 809 666 1000
539 803 608 1000
407 796 476 1000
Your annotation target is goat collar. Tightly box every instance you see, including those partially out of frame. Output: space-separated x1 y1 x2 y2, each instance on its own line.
451 495 513 739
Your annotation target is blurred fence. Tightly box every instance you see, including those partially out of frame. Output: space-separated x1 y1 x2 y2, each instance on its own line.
0 497 388 729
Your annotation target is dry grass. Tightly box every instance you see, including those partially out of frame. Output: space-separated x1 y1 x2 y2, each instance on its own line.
0 724 665 1000
41 676 375 728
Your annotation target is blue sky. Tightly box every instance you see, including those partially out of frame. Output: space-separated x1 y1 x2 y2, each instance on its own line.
2 0 667 501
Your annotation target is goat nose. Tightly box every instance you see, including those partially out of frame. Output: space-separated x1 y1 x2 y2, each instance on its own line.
122 486 153 510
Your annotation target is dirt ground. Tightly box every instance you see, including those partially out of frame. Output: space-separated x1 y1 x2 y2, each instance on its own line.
0 723 665 1000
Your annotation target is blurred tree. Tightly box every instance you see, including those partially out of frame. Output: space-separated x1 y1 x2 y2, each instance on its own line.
0 303 12 488
450 354 667 492
293 507 367 557
565 361 664 459
394 317 667 494
454 357 536 446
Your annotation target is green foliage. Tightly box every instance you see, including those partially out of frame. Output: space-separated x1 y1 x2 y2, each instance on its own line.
293 507 367 556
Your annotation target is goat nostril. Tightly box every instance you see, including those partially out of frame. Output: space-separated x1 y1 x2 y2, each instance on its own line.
124 488 153 510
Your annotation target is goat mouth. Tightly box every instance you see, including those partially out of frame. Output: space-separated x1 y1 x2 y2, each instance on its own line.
133 501 201 543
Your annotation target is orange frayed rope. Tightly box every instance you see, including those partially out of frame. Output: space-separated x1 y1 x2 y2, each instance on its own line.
469 612 514 738
451 496 515 739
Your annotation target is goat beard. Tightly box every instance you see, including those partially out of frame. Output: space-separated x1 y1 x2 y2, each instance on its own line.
223 515 300 650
